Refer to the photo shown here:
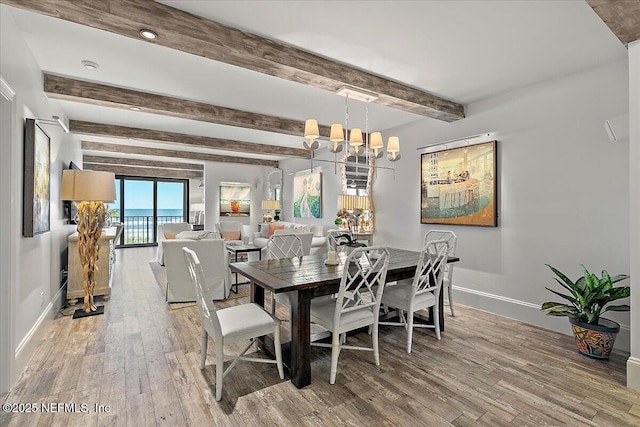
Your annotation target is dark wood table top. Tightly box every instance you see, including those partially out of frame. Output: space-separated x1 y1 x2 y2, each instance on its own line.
230 248 459 294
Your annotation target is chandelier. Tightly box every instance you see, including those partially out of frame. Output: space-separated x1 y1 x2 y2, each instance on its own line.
302 86 401 170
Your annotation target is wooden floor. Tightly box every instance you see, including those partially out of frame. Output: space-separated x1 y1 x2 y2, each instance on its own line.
2 246 639 427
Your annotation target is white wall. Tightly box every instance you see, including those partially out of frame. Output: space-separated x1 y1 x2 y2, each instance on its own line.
278 156 345 228
0 6 82 384
628 40 640 389
203 162 269 232
373 60 632 352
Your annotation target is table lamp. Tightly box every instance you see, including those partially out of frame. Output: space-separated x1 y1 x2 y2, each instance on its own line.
261 199 280 222
61 169 116 317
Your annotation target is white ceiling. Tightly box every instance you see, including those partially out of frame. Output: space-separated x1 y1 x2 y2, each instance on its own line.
5 0 627 162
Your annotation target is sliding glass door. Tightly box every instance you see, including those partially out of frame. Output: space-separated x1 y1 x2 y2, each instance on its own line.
113 177 188 246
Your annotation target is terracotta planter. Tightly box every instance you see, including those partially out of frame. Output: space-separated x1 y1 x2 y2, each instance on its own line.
569 317 619 360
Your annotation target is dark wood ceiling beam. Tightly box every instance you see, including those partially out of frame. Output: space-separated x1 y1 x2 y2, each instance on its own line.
84 163 202 180
83 155 203 171
81 141 279 168
5 0 464 121
587 0 640 45
45 74 328 138
70 120 308 158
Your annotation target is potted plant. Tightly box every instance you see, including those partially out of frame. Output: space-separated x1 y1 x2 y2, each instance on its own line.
541 264 630 359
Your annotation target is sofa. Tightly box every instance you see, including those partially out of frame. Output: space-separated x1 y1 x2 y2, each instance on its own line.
162 238 231 302
156 222 193 265
252 222 329 256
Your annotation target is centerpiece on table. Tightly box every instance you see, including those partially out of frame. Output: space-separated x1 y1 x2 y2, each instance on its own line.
541 264 630 359
335 209 367 253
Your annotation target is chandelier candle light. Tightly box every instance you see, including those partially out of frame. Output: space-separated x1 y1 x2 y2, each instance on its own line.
303 86 401 172
61 170 116 317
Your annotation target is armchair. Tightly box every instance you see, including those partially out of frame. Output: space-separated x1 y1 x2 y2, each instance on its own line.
163 238 231 302
216 221 249 245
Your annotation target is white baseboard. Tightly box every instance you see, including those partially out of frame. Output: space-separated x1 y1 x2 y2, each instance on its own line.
628 357 640 390
14 286 65 380
453 285 631 355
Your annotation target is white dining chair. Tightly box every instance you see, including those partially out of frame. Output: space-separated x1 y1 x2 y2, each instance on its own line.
267 234 305 317
310 246 390 384
425 230 457 316
183 247 284 401
379 239 449 353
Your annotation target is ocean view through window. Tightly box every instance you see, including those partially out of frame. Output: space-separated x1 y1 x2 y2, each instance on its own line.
110 177 188 245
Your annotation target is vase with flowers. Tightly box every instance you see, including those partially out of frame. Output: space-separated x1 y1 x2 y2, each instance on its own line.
335 209 367 252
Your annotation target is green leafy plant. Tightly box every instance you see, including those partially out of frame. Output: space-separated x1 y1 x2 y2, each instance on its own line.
334 217 343 226
541 264 630 325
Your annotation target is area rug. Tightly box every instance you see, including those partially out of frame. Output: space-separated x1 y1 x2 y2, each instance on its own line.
148 261 250 309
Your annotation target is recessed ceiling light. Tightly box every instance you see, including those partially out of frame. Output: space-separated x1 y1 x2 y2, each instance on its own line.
129 106 141 111
81 60 99 70
139 29 158 40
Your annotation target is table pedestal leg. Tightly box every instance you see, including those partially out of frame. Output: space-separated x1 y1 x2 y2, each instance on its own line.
289 289 312 388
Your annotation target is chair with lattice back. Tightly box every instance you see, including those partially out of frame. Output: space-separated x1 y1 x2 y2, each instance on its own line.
379 239 450 353
183 247 284 401
425 230 457 316
310 246 390 384
267 234 305 316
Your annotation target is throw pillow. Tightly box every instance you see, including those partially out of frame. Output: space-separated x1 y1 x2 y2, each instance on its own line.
165 232 177 240
221 231 241 241
176 230 213 240
266 223 285 239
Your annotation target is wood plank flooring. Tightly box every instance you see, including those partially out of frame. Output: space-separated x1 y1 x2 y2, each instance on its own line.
1 246 639 426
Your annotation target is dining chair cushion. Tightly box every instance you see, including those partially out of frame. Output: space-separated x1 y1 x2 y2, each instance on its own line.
310 298 375 334
217 303 278 341
381 283 436 311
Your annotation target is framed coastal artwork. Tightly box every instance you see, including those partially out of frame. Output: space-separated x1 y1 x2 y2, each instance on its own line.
420 140 497 227
293 171 322 218
23 119 51 237
220 182 251 216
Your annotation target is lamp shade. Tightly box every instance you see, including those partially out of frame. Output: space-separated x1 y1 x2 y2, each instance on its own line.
304 119 320 139
349 128 363 146
191 203 205 212
330 123 344 142
261 199 280 210
387 136 400 153
337 194 369 211
369 132 383 149
61 170 116 202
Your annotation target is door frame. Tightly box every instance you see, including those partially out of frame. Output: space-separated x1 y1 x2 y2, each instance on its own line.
0 76 17 394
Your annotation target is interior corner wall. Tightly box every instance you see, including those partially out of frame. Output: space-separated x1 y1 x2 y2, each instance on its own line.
278 156 344 228
374 60 631 352
628 40 640 389
0 6 83 387
203 162 268 233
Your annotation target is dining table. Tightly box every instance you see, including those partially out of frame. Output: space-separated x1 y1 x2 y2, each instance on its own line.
229 247 459 388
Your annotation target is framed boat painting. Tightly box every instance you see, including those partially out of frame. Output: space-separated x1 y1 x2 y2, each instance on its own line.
23 118 51 237
420 140 497 227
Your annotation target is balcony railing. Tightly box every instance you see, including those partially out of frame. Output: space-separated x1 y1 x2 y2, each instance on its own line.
111 215 184 245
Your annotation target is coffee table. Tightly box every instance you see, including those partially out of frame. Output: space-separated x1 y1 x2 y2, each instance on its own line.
225 244 262 293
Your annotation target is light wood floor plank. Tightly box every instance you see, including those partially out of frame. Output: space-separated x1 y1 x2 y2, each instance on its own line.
2 246 639 427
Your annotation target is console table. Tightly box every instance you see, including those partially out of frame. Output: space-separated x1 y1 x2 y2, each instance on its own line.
67 226 117 305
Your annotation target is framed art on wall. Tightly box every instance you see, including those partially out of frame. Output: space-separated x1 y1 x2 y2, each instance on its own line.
420 140 497 227
293 171 322 218
219 182 251 216
23 118 51 236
